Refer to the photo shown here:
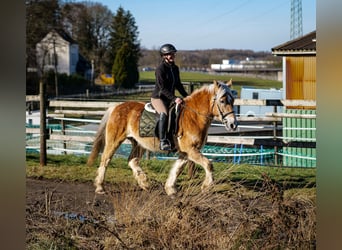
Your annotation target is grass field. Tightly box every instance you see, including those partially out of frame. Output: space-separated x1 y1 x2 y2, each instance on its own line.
139 71 282 94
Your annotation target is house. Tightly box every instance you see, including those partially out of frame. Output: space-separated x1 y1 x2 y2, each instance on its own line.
272 30 316 109
271 31 316 168
36 29 92 79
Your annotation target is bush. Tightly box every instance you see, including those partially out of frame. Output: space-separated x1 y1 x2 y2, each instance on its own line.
44 70 91 96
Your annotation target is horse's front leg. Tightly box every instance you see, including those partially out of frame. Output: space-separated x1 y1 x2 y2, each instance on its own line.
165 157 188 196
188 150 214 192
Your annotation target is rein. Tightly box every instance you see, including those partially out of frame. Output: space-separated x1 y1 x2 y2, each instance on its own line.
181 98 234 121
180 85 235 123
182 100 214 122
182 103 213 120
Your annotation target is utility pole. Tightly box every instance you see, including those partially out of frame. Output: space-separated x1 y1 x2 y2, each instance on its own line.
91 59 94 86
53 38 59 97
290 0 303 40
39 77 47 166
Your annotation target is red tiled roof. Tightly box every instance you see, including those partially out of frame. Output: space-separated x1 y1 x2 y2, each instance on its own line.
272 31 316 56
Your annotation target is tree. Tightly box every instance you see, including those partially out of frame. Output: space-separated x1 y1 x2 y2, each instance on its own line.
87 3 113 74
26 0 62 165
26 0 62 71
112 43 139 89
108 7 141 87
61 1 113 76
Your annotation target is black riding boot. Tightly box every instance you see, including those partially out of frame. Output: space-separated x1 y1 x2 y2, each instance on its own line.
159 112 171 151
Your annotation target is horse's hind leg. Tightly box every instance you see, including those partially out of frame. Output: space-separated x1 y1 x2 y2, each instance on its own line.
129 158 150 190
128 139 149 190
165 155 188 196
95 137 125 194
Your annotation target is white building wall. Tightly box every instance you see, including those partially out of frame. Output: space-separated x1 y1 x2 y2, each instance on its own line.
239 87 284 117
55 36 70 75
36 31 78 76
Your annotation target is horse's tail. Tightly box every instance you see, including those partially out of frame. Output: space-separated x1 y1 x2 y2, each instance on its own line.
87 106 114 166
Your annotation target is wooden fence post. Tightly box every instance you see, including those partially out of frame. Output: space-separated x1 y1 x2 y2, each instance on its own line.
61 119 66 155
39 79 47 166
273 105 278 166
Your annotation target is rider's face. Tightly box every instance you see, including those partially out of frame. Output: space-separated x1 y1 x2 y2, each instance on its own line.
164 53 176 63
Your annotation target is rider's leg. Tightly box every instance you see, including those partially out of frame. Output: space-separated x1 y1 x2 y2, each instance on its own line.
151 98 171 151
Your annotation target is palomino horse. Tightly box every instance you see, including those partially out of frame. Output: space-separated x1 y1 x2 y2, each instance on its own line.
87 80 238 195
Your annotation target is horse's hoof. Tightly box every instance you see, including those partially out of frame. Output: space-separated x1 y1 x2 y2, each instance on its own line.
165 185 177 196
137 174 150 191
140 184 150 191
169 194 177 199
201 183 213 193
95 187 106 195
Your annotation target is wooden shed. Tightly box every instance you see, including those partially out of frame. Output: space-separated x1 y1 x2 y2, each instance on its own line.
272 31 316 109
272 31 316 168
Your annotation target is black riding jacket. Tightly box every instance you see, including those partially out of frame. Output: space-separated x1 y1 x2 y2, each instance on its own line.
151 60 188 106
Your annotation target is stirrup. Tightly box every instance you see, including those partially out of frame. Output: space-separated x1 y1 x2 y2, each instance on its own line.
160 140 171 151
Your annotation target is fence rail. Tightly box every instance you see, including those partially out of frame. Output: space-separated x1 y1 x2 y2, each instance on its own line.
26 96 316 107
26 98 316 167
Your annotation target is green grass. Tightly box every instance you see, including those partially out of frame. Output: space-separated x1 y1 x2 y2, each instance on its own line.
26 153 316 197
139 71 282 94
93 71 281 102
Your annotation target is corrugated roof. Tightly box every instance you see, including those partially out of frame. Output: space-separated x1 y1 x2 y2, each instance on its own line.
272 31 316 56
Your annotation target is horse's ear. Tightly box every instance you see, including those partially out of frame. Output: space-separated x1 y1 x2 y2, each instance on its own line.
226 79 233 88
213 80 219 88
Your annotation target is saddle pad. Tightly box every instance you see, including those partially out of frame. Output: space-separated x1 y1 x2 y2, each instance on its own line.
139 109 156 137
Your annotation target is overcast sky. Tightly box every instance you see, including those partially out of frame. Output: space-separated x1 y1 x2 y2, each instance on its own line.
76 0 316 52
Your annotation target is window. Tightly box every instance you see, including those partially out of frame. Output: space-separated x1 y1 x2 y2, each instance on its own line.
52 53 57 65
45 53 51 66
252 92 259 99
45 52 57 66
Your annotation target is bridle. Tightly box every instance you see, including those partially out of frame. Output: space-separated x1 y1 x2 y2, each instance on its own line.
216 103 235 120
213 86 235 121
181 84 235 122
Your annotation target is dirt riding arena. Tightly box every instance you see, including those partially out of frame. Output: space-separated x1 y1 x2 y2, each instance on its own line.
26 176 316 249
26 177 115 216
26 177 118 248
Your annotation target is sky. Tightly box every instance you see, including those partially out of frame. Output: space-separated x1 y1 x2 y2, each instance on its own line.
76 0 316 52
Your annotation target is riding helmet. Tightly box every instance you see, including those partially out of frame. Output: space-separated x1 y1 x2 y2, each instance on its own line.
160 44 177 56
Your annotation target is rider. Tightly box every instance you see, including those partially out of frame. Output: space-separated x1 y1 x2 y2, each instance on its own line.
151 43 189 151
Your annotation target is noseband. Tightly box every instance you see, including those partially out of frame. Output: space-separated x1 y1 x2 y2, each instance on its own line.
213 87 235 121
217 106 235 120
182 84 235 122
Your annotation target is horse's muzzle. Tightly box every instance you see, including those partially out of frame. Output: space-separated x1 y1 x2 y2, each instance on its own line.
223 116 238 131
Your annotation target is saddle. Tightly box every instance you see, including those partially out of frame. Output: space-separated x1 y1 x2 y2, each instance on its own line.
139 102 182 150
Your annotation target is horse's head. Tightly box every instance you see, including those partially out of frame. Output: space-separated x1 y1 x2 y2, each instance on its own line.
212 80 238 131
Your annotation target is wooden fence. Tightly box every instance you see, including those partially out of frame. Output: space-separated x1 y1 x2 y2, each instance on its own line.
26 96 316 167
